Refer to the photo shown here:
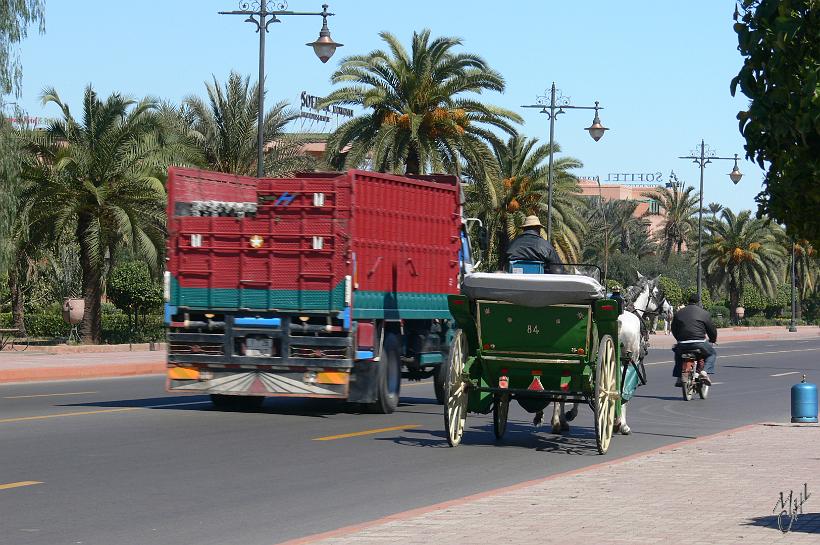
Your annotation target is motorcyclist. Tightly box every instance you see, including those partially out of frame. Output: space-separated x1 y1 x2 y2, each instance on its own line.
671 293 717 387
506 215 564 273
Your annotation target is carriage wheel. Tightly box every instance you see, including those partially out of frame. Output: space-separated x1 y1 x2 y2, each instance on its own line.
492 393 509 440
444 329 469 447
594 334 618 455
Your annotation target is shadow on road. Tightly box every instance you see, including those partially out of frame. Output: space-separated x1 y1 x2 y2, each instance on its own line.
743 513 820 534
60 395 364 417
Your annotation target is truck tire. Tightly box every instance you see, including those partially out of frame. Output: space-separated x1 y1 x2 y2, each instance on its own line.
369 332 401 414
210 394 264 411
434 362 446 404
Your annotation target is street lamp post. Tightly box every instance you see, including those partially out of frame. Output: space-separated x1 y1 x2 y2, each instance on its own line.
220 1 342 178
790 239 797 332
678 140 742 306
523 82 608 242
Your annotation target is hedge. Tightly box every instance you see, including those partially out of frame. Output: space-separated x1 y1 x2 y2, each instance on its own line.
0 312 165 344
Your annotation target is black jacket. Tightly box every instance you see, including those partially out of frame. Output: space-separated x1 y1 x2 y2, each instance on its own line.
671 304 718 343
506 231 565 273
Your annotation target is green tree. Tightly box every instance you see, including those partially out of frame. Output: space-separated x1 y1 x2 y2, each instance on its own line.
707 202 723 219
732 0 820 245
182 72 314 176
320 29 521 176
463 135 583 269
642 185 699 262
29 86 171 343
0 0 45 97
701 209 785 316
658 275 684 307
108 261 163 336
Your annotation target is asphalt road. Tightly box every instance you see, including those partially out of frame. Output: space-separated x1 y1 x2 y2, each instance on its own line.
1 338 818 545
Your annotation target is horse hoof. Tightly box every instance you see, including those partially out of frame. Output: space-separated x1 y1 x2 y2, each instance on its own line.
551 424 562 434
565 409 578 422
620 425 632 435
560 422 570 432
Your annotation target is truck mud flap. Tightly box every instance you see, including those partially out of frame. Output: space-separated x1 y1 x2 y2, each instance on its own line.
348 359 379 403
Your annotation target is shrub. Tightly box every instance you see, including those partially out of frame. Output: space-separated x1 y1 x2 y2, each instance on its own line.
681 286 712 309
658 276 683 307
108 261 163 317
708 305 730 320
0 312 165 343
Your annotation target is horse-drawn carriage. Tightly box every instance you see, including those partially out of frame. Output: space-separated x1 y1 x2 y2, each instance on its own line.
443 266 625 454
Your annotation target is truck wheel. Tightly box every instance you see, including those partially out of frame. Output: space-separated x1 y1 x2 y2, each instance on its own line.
434 361 446 404
370 332 402 414
210 394 264 411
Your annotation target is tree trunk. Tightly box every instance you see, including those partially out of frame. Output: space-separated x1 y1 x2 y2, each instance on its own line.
663 238 673 264
405 144 420 176
78 216 102 344
728 273 740 324
7 264 26 336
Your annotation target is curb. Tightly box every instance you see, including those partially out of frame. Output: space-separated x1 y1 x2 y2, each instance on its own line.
276 422 767 545
0 361 165 384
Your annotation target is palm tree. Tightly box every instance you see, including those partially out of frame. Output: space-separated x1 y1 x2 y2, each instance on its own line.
793 240 819 300
707 202 723 219
320 29 521 176
463 135 584 269
182 72 314 176
702 209 785 316
29 86 171 343
643 185 699 262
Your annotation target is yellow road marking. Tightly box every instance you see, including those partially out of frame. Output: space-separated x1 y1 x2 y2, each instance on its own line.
0 481 43 490
314 424 421 441
0 400 213 425
4 391 97 399
0 407 139 423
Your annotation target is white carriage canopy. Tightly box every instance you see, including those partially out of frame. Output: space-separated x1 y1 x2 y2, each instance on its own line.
462 272 606 307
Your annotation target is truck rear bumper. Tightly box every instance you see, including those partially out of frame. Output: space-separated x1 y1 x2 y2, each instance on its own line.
167 365 350 398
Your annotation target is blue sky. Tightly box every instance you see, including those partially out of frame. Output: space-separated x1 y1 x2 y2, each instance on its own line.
14 0 760 212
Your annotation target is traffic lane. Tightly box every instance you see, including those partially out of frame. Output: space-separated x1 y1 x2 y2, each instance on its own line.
0 339 817 545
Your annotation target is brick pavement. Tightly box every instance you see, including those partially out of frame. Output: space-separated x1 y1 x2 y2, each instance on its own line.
282 423 820 545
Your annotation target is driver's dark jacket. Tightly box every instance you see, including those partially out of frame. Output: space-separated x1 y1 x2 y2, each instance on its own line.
671 304 717 343
506 231 565 273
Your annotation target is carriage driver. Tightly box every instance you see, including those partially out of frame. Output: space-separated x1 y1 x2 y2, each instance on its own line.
506 215 564 273
671 293 717 387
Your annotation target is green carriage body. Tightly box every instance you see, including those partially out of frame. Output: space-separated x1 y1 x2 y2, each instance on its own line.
445 280 622 453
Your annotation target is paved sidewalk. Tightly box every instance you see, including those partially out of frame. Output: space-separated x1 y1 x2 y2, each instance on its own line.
0 349 164 383
282 423 820 545
648 325 819 349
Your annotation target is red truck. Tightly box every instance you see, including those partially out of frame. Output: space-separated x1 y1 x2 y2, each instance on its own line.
164 166 472 413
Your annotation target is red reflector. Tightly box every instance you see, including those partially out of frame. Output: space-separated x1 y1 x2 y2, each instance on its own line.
528 376 544 391
501 368 508 375
483 343 490 350
531 370 542 376
577 348 585 355
562 370 571 376
452 299 465 305
601 305 615 311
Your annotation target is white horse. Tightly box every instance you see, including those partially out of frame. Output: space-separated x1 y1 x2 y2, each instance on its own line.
615 273 665 434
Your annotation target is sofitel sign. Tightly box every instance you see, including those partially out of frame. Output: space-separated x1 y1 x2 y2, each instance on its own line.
603 172 664 183
300 91 354 123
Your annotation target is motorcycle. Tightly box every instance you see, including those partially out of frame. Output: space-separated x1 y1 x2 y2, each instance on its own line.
676 345 711 401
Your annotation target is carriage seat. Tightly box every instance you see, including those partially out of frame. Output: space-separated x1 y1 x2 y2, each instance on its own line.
508 260 544 274
462 272 605 307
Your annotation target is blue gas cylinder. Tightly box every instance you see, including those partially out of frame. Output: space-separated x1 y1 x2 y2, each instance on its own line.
791 375 818 423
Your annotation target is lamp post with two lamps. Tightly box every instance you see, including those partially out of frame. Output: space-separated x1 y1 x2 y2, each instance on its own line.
523 83 608 242
220 1 342 178
678 140 743 307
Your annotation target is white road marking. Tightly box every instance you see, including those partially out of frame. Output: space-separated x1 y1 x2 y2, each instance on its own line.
770 371 801 377
646 347 818 366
